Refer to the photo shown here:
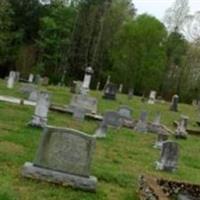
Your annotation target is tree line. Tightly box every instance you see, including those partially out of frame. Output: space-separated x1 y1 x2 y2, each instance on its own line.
0 0 199 102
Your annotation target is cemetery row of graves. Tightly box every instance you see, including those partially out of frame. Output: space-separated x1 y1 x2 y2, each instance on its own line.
0 70 200 199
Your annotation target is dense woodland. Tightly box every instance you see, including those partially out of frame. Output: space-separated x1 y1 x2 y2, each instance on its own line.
0 0 200 101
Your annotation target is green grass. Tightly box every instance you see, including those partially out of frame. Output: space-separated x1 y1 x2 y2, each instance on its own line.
0 79 200 200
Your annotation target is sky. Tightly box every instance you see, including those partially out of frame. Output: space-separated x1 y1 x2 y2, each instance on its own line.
134 0 200 21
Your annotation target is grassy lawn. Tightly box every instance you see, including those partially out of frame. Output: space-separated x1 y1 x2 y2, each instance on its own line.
0 79 200 200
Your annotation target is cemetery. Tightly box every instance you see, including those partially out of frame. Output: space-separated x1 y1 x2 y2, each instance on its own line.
0 75 200 200
0 0 200 199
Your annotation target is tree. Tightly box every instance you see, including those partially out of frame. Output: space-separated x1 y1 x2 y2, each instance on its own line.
36 1 76 82
111 14 167 94
164 0 189 33
0 0 13 74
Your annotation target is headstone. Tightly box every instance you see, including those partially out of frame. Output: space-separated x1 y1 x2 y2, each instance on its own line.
154 134 169 149
28 90 38 102
73 107 87 121
42 77 49 86
118 84 123 93
170 94 179 112
156 141 179 172
7 71 16 89
103 83 117 100
81 66 94 95
35 74 42 85
148 112 163 134
128 88 134 100
175 118 188 139
94 123 108 138
134 111 148 133
180 115 189 129
70 81 82 94
94 111 123 138
15 71 20 82
148 90 156 104
29 91 50 128
96 82 101 91
28 74 34 83
117 106 133 121
21 126 97 191
68 95 97 114
102 111 123 128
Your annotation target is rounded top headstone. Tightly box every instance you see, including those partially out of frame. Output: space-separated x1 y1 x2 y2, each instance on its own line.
85 66 94 74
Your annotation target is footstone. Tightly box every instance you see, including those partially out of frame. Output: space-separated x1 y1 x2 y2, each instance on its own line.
22 126 97 191
156 141 179 172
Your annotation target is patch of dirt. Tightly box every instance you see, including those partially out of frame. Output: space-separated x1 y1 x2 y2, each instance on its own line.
0 141 24 155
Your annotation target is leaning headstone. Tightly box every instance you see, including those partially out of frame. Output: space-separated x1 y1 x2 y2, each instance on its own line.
134 111 148 133
28 74 34 83
73 107 87 121
156 141 179 172
68 95 98 114
148 90 156 104
29 91 50 128
81 66 94 95
94 111 123 138
128 88 134 100
170 94 179 112
21 126 97 191
154 134 169 149
175 119 188 139
103 83 117 100
7 71 16 89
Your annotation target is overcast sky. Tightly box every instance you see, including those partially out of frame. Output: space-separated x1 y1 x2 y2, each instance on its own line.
134 0 200 21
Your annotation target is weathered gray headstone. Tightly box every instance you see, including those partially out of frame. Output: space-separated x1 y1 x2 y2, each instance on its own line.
102 111 123 128
21 126 97 191
117 106 133 121
170 94 179 112
94 111 123 138
68 95 98 114
148 90 156 104
28 90 38 102
156 141 179 172
134 111 148 133
73 107 87 121
103 83 117 100
29 91 50 128
70 81 82 94
128 88 134 100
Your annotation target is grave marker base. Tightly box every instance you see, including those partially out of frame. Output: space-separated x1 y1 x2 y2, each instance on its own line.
22 162 97 192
